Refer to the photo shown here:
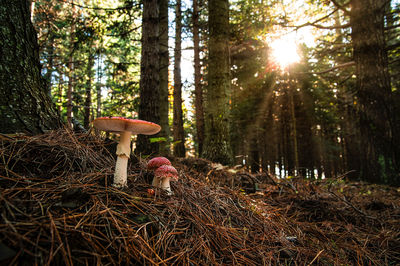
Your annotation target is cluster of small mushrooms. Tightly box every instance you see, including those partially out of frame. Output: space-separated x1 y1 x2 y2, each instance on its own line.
92 117 178 193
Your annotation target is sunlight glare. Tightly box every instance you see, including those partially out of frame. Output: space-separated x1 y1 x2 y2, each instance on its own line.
270 36 301 69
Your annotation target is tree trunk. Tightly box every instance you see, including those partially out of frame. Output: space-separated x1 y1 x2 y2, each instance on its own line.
202 0 233 165
350 0 396 182
0 0 61 134
43 32 55 98
136 0 160 156
96 53 102 118
84 53 94 129
289 80 299 176
66 13 75 128
158 0 171 155
193 0 205 156
173 0 186 157
56 66 64 113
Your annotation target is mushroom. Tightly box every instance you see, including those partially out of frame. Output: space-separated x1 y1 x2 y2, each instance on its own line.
93 117 161 188
147 157 172 187
154 165 178 194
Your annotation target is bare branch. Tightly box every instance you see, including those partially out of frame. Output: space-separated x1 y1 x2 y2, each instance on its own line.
61 0 139 11
304 22 351 30
298 61 355 75
285 8 350 31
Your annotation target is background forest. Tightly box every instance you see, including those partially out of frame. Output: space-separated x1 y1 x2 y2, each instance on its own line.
3 0 400 184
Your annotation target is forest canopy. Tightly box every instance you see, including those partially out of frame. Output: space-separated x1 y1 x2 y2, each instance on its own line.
0 0 399 185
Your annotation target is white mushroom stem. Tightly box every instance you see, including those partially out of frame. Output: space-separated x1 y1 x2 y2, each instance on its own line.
113 131 132 188
160 177 172 193
152 176 160 187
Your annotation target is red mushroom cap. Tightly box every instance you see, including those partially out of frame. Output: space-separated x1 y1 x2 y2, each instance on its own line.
147 157 171 171
154 165 178 181
92 117 161 135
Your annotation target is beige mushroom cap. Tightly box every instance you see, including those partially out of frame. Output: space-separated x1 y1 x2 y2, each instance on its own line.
93 117 161 135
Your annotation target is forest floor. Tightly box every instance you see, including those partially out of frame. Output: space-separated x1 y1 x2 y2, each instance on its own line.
0 129 399 265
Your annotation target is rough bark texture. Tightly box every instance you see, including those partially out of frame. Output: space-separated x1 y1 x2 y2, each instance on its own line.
202 0 233 165
158 0 171 155
136 0 160 156
193 0 205 156
0 0 61 134
173 0 186 157
350 0 398 182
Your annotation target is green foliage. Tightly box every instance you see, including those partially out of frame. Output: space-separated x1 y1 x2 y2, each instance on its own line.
33 0 142 124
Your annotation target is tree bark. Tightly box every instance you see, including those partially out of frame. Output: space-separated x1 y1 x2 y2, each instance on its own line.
173 0 186 157
193 0 205 156
202 0 233 165
350 0 397 182
136 0 160 156
158 0 171 155
0 0 61 134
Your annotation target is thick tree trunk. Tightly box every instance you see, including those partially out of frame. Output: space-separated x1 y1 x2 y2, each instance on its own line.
193 0 205 156
173 0 186 157
158 0 171 155
136 0 160 156
202 0 233 165
350 0 397 182
0 0 61 134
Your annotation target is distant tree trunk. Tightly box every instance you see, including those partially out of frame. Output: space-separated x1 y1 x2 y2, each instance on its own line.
0 0 62 134
56 66 64 113
350 0 397 182
96 54 102 118
43 32 55 97
173 0 186 157
202 0 233 165
249 135 260 173
289 82 299 175
193 0 205 156
66 12 75 128
84 53 94 129
158 0 171 155
136 0 160 156
66 55 74 128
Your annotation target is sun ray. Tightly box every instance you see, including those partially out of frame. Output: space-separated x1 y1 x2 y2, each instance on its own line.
270 36 301 69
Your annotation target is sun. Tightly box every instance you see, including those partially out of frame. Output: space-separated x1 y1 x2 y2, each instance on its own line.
270 36 301 69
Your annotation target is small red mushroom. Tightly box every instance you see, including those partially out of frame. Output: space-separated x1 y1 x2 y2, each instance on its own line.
92 117 161 188
154 165 178 194
147 157 171 187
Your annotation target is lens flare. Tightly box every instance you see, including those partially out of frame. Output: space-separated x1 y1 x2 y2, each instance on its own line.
270 37 301 69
